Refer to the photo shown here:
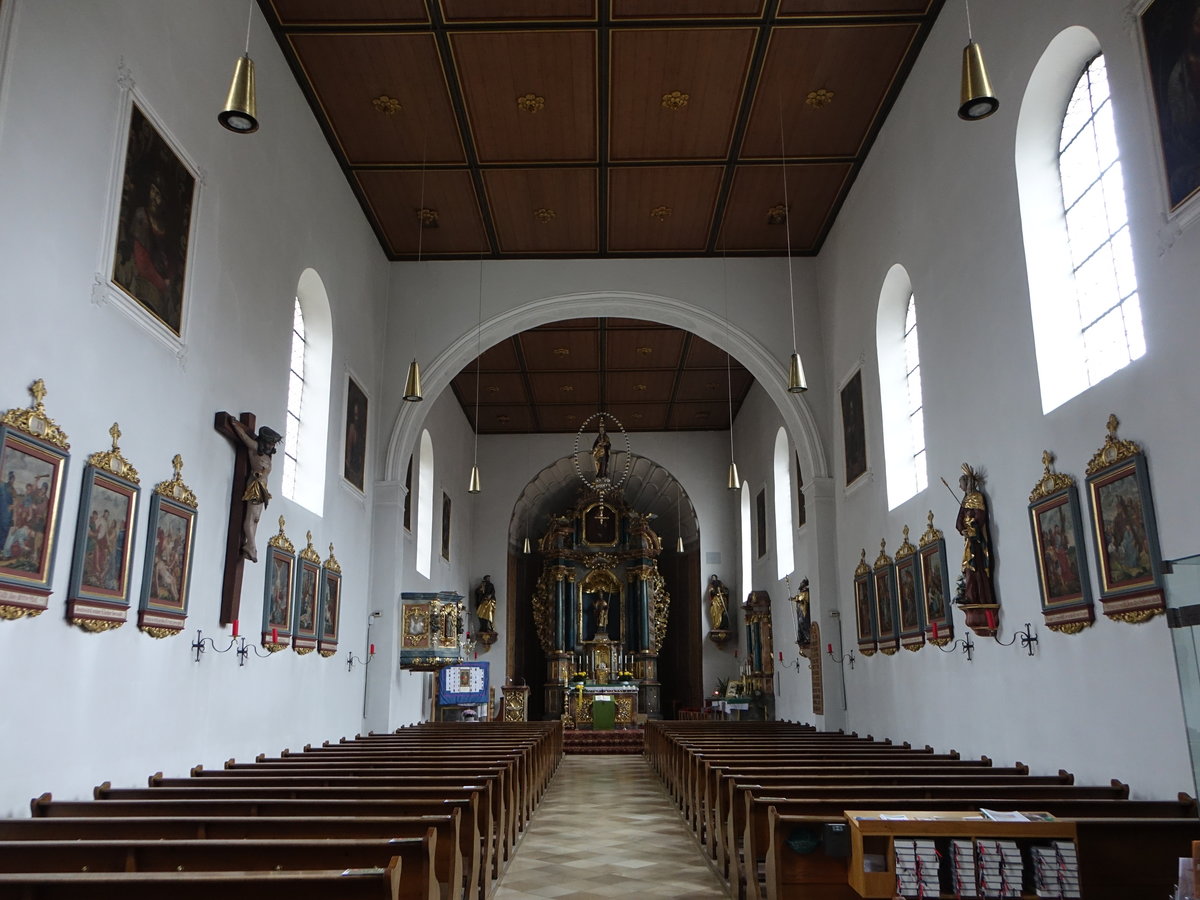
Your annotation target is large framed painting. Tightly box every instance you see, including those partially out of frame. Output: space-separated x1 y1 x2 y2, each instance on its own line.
342 372 368 494
918 511 954 645
755 488 768 558
854 549 877 656
0 380 70 619
872 541 899 655
441 491 452 561
894 526 925 651
66 425 141 632
137 454 197 638
1139 0 1200 218
1028 451 1094 633
318 544 342 658
261 517 295 650
292 532 321 654
94 78 202 356
1085 415 1165 622
840 368 868 487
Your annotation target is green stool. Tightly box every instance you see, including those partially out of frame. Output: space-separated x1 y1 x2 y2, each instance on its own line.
591 697 616 731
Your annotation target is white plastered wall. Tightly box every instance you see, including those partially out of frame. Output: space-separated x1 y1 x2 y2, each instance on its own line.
814 0 1199 796
0 0 389 816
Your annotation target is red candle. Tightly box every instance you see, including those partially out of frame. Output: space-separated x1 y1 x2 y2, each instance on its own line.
369 643 375 656
986 609 996 630
931 622 939 641
826 643 833 654
232 619 239 638
271 627 278 643
734 649 739 657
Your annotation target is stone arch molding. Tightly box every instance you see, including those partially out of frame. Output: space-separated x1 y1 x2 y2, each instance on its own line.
384 290 827 485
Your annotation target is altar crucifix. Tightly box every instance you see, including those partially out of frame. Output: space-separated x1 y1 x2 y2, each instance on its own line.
214 411 283 625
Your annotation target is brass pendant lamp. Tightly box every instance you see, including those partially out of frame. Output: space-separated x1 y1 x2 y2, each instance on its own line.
403 144 429 403
675 483 685 554
218 1 259 133
467 250 483 493
723 241 741 491
958 0 999 121
779 103 807 394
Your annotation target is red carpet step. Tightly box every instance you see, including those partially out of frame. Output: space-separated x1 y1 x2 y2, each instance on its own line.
562 728 645 754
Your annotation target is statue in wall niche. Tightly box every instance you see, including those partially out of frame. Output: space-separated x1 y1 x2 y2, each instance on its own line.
475 575 497 633
225 417 283 563
707 574 729 631
953 463 997 612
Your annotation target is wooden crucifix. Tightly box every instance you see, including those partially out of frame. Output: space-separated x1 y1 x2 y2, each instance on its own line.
214 411 283 625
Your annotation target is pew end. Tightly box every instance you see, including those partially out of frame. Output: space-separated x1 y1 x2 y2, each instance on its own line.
92 782 110 800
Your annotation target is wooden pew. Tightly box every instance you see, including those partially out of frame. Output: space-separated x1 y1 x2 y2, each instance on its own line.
93 779 498 896
0 834 437 900
738 792 1197 900
0 862 406 900
142 770 514 874
703 761 1022 857
709 767 1060 870
31 794 485 900
0 815 461 900
764 810 1200 900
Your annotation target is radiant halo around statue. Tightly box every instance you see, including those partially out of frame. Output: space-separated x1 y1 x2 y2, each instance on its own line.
572 412 632 498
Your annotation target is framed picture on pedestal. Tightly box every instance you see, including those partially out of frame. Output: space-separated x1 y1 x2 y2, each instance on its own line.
0 381 70 621
1085 415 1165 623
66 424 140 632
854 549 877 656
918 511 953 645
872 540 899 655
137 454 197 638
1028 451 1094 633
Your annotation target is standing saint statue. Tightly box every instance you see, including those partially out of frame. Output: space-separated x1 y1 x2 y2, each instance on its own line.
707 574 729 631
594 594 610 635
592 419 611 480
228 418 283 563
475 574 497 632
954 463 996 608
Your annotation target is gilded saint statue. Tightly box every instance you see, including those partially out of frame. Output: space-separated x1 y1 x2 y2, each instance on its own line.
954 464 996 608
594 594 610 634
592 419 611 480
707 574 729 632
475 574 497 632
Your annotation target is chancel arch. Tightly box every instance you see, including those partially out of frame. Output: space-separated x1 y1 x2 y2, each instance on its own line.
505 453 701 722
383 292 828 491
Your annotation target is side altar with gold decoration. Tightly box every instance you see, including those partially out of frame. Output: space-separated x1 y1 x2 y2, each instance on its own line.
531 490 669 722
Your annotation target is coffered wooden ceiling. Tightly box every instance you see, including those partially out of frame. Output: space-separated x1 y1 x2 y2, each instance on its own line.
450 318 754 433
263 0 944 259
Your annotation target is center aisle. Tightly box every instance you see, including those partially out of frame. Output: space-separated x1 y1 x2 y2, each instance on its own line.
495 754 730 899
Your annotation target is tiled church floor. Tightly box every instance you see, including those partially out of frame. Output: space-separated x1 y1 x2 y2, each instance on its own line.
494 754 730 899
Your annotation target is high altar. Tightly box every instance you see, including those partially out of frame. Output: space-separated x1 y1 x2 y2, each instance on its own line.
531 491 670 721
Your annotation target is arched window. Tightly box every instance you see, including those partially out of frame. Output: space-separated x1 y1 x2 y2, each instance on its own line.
416 430 434 578
739 481 751 605
281 299 305 499
773 428 794 579
403 455 413 532
877 265 927 509
1017 30 1144 413
283 269 332 514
